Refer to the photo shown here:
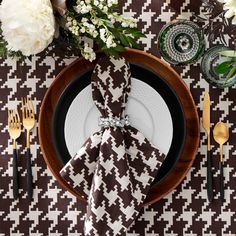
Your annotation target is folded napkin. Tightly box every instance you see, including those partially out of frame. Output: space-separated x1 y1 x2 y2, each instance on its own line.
60 57 165 236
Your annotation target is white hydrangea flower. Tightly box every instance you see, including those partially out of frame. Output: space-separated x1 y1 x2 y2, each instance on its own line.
222 0 236 24
0 0 55 56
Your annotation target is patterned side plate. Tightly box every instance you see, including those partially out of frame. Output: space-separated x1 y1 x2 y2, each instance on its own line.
158 20 205 65
39 49 199 205
201 45 236 88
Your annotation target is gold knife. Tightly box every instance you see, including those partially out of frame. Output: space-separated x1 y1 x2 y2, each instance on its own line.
202 91 213 202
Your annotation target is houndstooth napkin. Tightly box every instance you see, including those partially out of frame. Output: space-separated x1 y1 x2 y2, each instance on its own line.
60 56 165 236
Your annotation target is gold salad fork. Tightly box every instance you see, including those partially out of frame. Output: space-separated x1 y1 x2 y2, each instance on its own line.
21 98 35 200
8 109 21 200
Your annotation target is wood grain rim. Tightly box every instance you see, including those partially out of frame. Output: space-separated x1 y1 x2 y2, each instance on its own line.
39 48 199 205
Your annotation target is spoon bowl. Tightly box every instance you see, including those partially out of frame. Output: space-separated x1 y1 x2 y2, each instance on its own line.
213 122 229 146
213 121 229 202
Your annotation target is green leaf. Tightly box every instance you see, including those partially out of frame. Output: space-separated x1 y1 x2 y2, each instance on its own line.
219 50 236 58
215 61 233 74
226 63 236 80
126 36 139 48
113 45 125 52
119 34 130 47
103 48 120 58
132 31 146 38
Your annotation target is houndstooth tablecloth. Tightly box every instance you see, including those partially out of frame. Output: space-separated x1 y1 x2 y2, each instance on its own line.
0 0 236 235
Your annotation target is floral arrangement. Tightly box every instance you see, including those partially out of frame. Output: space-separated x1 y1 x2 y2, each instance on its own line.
0 0 144 61
195 0 235 45
197 0 236 80
221 0 236 24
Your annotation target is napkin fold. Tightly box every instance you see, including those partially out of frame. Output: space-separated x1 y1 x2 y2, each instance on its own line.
60 57 165 236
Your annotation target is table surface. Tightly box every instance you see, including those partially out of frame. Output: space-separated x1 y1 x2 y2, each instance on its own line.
0 0 236 235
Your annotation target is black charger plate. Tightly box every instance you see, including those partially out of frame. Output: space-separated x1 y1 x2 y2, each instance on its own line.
52 63 186 185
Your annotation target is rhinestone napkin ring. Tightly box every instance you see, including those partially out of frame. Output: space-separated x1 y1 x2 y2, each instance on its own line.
98 115 130 128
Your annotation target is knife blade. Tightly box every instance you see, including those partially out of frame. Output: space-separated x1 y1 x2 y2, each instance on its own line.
202 92 210 146
202 91 213 202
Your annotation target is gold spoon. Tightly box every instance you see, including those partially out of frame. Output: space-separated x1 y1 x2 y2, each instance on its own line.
213 121 229 202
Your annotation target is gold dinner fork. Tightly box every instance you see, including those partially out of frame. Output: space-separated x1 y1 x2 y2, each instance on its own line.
21 97 35 200
8 109 21 200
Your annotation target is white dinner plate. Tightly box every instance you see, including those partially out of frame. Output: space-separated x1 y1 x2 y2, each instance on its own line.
64 78 173 157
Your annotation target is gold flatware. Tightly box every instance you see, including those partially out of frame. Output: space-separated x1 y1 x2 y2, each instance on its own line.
202 91 213 202
21 97 35 200
213 121 229 202
8 109 21 200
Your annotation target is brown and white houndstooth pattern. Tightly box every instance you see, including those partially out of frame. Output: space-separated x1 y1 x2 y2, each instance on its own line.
1 1 236 235
60 57 165 235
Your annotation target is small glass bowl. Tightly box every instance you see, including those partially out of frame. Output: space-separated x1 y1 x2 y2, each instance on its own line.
201 45 236 88
157 19 206 65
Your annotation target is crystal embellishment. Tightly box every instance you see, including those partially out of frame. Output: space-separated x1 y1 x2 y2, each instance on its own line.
98 115 130 128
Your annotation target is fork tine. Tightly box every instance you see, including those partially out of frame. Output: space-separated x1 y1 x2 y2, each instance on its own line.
25 97 29 118
28 98 35 118
21 98 26 119
28 98 34 114
15 109 21 128
8 109 11 124
11 110 15 129
10 110 13 122
26 97 31 114
16 109 20 122
8 109 13 127
12 110 16 123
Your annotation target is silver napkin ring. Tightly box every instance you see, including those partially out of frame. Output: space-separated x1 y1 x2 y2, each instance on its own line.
98 115 130 128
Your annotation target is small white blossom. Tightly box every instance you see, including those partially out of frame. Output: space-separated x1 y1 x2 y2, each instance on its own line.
108 0 118 7
94 0 99 6
98 4 104 10
82 43 96 61
92 18 98 25
99 28 116 48
103 6 108 12
80 27 86 33
82 17 88 23
99 28 107 42
222 0 236 24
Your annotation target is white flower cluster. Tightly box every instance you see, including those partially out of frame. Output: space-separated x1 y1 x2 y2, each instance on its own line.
222 0 236 24
65 0 139 61
81 43 96 61
66 16 99 38
121 17 138 28
66 17 80 36
100 28 117 48
74 0 92 14
80 18 98 38
0 0 55 56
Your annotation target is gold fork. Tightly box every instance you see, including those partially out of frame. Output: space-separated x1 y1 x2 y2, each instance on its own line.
8 109 21 200
21 97 35 200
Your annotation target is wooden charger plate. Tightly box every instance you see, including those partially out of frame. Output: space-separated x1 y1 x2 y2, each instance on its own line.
39 49 199 205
